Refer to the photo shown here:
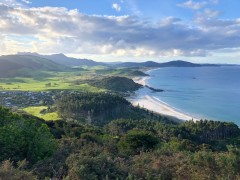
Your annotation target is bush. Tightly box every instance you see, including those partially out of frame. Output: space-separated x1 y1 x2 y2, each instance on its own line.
0 160 37 180
118 130 159 155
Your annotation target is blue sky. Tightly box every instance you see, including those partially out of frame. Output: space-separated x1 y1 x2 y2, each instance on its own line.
0 0 240 63
29 0 240 19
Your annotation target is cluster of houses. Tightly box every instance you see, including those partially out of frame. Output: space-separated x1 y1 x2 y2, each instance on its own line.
0 91 55 108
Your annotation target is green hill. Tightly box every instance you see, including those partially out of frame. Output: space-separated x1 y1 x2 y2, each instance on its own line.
90 76 142 92
0 55 68 77
95 68 149 76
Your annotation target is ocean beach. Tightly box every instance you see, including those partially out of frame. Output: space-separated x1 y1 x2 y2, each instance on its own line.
131 66 240 124
132 75 199 121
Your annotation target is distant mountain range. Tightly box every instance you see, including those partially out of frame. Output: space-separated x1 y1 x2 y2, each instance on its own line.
16 53 226 68
18 52 105 67
115 60 220 68
0 53 237 78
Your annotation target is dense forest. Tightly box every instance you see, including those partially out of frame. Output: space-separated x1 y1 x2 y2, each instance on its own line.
1 99 240 179
55 92 171 126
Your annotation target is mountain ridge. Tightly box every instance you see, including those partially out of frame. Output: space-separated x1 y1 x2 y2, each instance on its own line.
18 52 105 67
0 55 68 77
115 60 220 68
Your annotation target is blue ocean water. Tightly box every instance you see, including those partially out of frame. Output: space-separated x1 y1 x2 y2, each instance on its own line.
138 66 240 125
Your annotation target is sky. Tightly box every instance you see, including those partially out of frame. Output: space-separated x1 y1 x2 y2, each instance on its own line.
0 0 240 63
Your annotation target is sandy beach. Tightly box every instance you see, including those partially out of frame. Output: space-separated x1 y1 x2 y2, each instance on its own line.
131 95 199 121
132 76 199 121
132 76 150 86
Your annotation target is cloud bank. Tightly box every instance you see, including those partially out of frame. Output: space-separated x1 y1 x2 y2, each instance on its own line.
0 3 240 58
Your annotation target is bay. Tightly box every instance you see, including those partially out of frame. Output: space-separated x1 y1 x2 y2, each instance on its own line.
140 66 240 125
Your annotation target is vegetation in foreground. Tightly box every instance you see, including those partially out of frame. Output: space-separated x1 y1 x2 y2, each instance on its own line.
1 100 240 179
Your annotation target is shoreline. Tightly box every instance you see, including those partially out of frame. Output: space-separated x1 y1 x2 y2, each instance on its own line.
131 95 199 121
132 74 199 122
132 76 150 86
132 67 160 86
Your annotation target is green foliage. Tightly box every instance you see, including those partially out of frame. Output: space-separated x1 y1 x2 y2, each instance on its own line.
55 92 173 126
161 138 197 152
1 106 240 179
0 106 22 126
105 119 160 136
180 120 240 146
45 120 103 139
55 92 130 124
0 107 57 164
66 153 127 180
118 129 159 155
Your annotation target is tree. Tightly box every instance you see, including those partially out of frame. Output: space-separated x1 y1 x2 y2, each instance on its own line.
0 107 57 164
117 129 159 155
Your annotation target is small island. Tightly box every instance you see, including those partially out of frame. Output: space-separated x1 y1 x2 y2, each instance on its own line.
145 85 164 92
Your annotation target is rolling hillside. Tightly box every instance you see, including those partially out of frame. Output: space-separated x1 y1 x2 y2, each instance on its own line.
18 53 106 67
0 55 68 77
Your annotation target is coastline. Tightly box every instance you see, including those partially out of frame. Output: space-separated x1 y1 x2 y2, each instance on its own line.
132 67 160 86
131 95 199 121
132 76 150 86
132 74 199 121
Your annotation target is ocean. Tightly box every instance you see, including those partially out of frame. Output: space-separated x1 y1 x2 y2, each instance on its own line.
136 66 240 125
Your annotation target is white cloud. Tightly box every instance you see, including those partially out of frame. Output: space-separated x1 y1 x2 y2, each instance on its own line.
112 3 121 12
0 0 23 7
1 3 240 59
178 0 208 10
178 0 220 10
21 0 31 4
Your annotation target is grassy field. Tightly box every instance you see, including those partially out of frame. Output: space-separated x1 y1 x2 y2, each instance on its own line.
23 106 59 121
0 66 145 92
0 71 106 92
